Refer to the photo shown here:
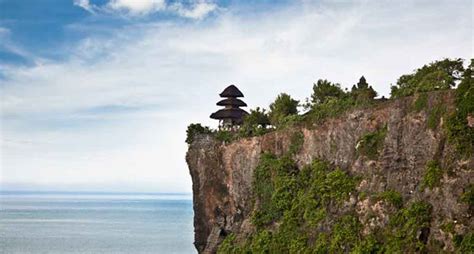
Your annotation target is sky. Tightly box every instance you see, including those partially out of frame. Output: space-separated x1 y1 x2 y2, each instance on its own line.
0 0 472 193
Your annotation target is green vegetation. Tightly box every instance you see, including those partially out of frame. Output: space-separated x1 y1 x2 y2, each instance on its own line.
185 123 212 144
391 58 464 98
377 189 403 208
356 126 387 160
383 201 433 253
412 93 428 112
288 131 304 155
351 76 377 104
192 58 474 253
427 104 446 130
310 79 346 104
460 184 474 209
455 232 474 253
218 133 360 252
446 59 474 157
219 146 439 253
239 107 271 137
421 160 443 190
303 77 378 125
190 58 472 152
268 93 299 128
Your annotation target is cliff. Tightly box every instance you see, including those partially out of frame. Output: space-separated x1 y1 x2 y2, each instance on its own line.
186 91 473 253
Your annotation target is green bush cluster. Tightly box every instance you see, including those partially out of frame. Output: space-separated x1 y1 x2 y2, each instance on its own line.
383 201 433 253
356 126 387 160
454 232 474 253
219 140 361 253
288 131 304 155
390 58 464 98
185 123 212 144
446 59 474 157
219 153 440 253
377 189 403 208
421 160 443 190
412 93 428 112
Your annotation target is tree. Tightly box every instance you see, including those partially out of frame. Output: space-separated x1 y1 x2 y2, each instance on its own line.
351 76 377 103
240 107 271 136
186 123 212 144
268 93 299 126
311 79 345 105
244 107 270 128
391 58 465 98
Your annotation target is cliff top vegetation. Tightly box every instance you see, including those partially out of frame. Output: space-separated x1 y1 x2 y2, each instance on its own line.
187 58 473 156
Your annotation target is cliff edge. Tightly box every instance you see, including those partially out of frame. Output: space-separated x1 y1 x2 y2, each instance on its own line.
186 91 473 253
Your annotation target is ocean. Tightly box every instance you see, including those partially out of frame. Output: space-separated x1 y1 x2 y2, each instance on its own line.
0 191 196 254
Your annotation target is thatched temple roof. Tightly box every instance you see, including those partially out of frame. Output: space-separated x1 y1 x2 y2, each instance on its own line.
210 108 248 120
216 98 247 107
219 85 244 98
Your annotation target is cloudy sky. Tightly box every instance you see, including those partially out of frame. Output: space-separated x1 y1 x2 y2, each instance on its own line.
0 0 471 193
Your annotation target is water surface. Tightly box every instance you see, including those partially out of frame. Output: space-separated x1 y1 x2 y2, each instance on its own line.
0 191 196 254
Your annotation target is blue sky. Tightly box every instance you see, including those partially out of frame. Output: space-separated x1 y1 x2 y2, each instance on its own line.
0 0 472 193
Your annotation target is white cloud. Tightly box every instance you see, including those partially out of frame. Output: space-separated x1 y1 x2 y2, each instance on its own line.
72 0 218 19
106 0 166 16
170 1 218 20
73 0 96 13
2 1 471 192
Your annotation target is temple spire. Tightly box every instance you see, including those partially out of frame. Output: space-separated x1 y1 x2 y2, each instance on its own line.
210 84 248 129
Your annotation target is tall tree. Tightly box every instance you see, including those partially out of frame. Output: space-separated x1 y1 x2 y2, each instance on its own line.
311 79 345 105
269 93 299 126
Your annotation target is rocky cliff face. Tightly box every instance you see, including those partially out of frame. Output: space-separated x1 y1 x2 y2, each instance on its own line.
186 91 473 253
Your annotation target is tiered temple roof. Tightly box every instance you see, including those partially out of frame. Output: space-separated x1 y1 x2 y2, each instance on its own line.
210 85 248 126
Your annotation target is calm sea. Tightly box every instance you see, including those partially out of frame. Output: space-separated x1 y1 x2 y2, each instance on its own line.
0 191 196 254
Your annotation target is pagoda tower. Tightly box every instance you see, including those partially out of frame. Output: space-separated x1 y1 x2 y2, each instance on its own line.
210 85 249 129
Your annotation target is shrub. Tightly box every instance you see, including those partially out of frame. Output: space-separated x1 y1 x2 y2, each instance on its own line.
185 123 212 144
288 131 304 155
356 126 387 160
456 232 474 253
384 201 433 253
427 104 446 130
446 59 474 157
412 93 428 112
378 190 403 208
239 107 271 137
421 160 443 190
329 215 362 252
214 130 235 143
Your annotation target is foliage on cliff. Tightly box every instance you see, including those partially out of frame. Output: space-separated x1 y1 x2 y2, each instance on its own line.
390 58 464 98
446 59 473 156
217 136 444 253
188 58 473 252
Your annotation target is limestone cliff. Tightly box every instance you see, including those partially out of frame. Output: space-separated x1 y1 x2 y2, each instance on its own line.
186 91 473 253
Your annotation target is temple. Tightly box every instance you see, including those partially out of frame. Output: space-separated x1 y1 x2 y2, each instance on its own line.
210 85 249 129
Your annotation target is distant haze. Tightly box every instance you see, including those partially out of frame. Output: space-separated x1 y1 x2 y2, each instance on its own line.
0 0 472 193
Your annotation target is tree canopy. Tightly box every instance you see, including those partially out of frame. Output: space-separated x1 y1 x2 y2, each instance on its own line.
311 79 345 105
390 58 464 98
269 93 299 126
